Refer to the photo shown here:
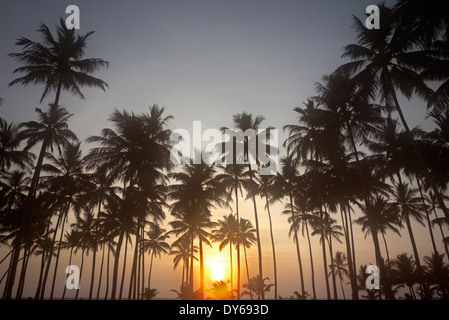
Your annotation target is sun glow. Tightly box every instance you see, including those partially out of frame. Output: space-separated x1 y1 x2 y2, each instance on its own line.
211 265 226 281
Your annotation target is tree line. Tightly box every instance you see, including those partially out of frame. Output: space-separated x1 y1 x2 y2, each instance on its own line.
1 0 449 300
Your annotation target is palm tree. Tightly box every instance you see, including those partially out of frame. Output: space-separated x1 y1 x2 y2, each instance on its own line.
391 253 419 299
423 252 449 299
170 237 198 289
212 214 238 296
225 112 269 298
215 164 256 299
276 155 306 298
390 183 426 284
354 196 402 266
4 104 77 299
142 223 170 295
9 18 109 106
208 280 233 300
356 265 380 300
338 3 449 221
257 175 278 299
242 275 274 300
329 251 349 300
235 218 256 300
169 163 226 299
0 118 33 175
85 105 173 299
39 142 87 300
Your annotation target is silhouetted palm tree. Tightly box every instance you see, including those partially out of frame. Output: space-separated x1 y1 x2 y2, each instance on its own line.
242 275 273 300
9 18 109 105
329 251 349 300
391 253 419 299
212 214 238 296
4 104 77 299
235 218 256 300
338 3 449 221
225 112 269 298
142 223 170 296
169 163 225 299
390 182 425 286
0 118 33 175
208 280 233 300
423 252 449 299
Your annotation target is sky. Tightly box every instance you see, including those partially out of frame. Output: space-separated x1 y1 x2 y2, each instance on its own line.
0 0 443 299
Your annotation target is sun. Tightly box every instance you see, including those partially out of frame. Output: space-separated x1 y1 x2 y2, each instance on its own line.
211 265 225 281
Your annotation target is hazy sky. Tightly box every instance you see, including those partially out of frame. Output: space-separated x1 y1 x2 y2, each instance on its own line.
0 0 440 299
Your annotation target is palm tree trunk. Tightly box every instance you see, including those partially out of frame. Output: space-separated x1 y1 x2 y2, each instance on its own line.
290 193 305 297
251 194 264 299
141 226 145 301
148 251 154 291
404 214 424 295
128 229 139 300
199 238 205 300
234 187 241 300
304 217 317 300
16 244 30 299
119 236 128 300
104 245 111 300
61 246 74 300
39 212 64 300
50 207 69 300
320 209 331 299
339 273 346 300
229 244 234 296
96 243 105 300
416 177 438 254
34 251 47 299
74 248 85 300
243 245 253 300
189 233 194 294
369 223 384 299
381 233 390 266
265 196 277 300
341 203 358 300
328 236 338 300
111 228 124 300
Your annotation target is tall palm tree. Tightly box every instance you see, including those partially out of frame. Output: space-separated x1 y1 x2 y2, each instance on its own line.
39 142 87 300
390 182 426 284
169 163 226 299
235 218 256 300
212 214 238 296
85 105 173 300
9 18 109 106
338 3 449 220
4 104 77 299
215 164 256 299
225 112 269 298
142 223 170 296
253 174 278 299
277 155 306 298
